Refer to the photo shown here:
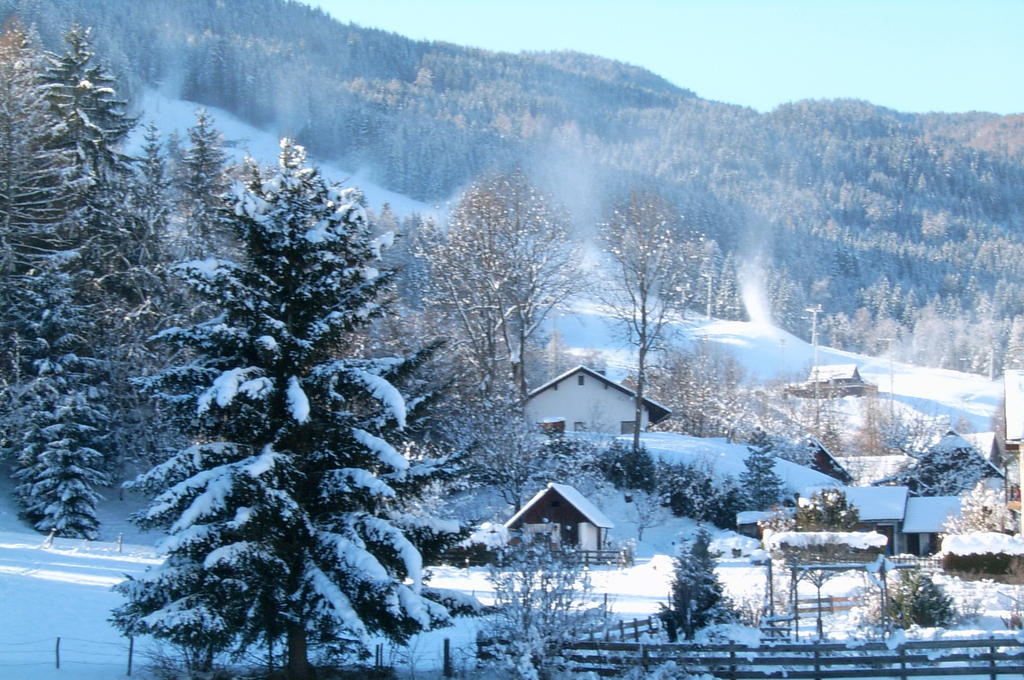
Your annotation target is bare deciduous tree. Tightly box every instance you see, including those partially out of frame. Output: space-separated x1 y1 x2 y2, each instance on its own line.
600 190 702 452
418 171 580 399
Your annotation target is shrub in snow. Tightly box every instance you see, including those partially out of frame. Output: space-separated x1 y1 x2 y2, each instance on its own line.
481 541 604 680
886 569 955 629
944 481 1014 534
659 460 745 529
941 532 1024 582
601 439 657 493
794 488 859 531
661 527 734 641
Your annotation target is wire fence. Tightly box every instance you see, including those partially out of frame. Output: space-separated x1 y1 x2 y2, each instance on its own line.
0 635 136 674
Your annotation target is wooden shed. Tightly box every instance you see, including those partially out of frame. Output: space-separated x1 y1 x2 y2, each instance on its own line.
504 483 614 551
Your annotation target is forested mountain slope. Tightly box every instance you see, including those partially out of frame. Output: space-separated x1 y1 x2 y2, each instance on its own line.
4 0 1024 371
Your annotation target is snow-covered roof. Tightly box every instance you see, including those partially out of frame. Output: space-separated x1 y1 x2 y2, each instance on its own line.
836 455 913 486
505 482 614 529
526 365 672 424
736 510 772 526
838 486 908 522
962 432 996 460
634 432 839 494
902 496 961 534
1005 370 1024 442
808 364 860 382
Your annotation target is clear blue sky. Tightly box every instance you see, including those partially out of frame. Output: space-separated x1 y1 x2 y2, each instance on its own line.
307 0 1023 115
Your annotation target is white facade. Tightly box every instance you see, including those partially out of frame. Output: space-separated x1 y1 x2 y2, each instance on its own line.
524 366 668 434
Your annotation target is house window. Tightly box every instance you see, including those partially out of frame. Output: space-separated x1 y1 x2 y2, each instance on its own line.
550 500 561 508
578 375 585 386
620 421 636 435
573 421 586 431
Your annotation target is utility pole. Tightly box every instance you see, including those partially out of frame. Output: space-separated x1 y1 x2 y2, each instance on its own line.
703 273 713 321
884 337 895 420
805 305 823 428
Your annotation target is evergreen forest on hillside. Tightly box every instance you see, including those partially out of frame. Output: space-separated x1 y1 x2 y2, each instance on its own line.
3 0 1024 375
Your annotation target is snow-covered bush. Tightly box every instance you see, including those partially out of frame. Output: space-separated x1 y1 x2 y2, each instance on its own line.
481 542 604 680
941 532 1024 582
886 569 955 629
659 460 745 529
794 488 859 531
601 440 657 492
766 531 887 564
944 481 1014 534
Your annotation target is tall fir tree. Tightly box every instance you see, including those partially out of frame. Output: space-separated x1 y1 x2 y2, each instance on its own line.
739 427 785 510
177 107 230 257
7 261 110 539
0 23 111 538
112 140 453 679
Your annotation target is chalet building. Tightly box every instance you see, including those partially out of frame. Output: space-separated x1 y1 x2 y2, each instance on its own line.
786 364 876 398
505 483 614 551
804 437 854 484
524 365 672 435
799 486 961 556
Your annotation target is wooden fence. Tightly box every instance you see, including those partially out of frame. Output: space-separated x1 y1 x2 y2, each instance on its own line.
793 595 859 618
586 616 660 642
562 636 1024 679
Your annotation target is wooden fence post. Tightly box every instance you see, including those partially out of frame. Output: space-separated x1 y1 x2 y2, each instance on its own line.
898 644 907 680
989 642 997 680
443 638 453 678
55 636 60 669
127 636 134 676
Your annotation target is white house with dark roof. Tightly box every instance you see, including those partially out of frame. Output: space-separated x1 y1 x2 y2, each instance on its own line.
524 365 672 435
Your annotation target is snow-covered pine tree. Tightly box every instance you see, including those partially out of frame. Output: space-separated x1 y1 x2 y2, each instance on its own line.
886 569 955 629
177 108 230 257
112 140 452 679
0 23 111 539
662 527 733 640
6 262 111 539
739 427 785 510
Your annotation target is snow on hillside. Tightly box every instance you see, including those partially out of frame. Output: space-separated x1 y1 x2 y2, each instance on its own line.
130 89 440 219
553 302 1001 434
633 432 837 493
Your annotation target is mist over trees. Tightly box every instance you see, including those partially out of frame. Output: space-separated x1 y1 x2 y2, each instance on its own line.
4 0 1022 374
